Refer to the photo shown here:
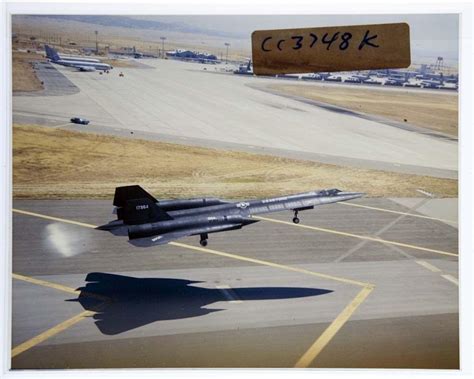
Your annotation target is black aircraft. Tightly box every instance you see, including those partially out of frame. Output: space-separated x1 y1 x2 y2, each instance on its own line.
98 185 363 247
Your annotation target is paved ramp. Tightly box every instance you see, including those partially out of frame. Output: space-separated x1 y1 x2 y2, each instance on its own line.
13 60 457 178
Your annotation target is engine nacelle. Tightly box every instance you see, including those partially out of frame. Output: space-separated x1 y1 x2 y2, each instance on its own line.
127 215 258 240
158 198 230 211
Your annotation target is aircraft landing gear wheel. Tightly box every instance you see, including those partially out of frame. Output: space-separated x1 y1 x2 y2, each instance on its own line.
200 233 208 247
292 210 300 224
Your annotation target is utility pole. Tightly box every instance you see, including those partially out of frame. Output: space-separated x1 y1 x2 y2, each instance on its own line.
160 36 166 58
224 42 230 64
95 30 98 54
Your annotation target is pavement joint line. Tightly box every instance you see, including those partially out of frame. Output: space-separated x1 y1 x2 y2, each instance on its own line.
11 310 96 358
441 274 459 286
415 260 442 273
254 216 458 258
294 285 374 368
339 201 457 224
333 198 429 263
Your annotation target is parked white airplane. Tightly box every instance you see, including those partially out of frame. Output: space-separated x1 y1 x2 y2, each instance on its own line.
45 45 112 71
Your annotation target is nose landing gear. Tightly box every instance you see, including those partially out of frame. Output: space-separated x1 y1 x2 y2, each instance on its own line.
292 210 300 224
200 233 208 247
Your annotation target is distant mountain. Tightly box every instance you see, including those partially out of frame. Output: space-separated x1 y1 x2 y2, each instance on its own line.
28 15 244 39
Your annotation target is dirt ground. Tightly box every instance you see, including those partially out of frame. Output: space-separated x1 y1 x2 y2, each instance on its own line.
268 84 458 137
12 51 45 92
12 124 457 200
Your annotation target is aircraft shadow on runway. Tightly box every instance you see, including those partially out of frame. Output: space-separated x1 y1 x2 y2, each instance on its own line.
67 272 333 335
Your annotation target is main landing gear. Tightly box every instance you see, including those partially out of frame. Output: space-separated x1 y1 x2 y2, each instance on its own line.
200 233 208 247
292 210 300 224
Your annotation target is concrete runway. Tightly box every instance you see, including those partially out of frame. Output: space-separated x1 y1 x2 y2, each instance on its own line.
12 59 458 178
11 198 459 368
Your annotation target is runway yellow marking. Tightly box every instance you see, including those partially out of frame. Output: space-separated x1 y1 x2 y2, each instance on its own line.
415 260 442 273
13 208 371 287
13 209 97 229
11 310 96 358
441 274 459 286
13 207 375 362
294 285 374 368
255 216 458 257
13 273 80 296
12 273 110 302
339 202 457 224
216 285 243 304
170 241 370 287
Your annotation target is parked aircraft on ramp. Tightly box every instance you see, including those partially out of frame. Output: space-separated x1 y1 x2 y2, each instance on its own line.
98 185 364 247
45 45 112 71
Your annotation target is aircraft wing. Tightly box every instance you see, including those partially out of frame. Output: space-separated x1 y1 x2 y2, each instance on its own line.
129 223 244 247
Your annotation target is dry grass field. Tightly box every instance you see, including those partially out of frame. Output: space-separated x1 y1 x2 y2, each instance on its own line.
268 84 458 137
12 51 45 92
13 124 457 200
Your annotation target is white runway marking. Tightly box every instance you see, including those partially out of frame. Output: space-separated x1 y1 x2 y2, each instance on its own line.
415 260 442 273
416 189 434 198
441 274 459 286
216 285 243 304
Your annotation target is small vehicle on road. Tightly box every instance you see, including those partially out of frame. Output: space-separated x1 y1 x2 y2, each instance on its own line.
70 117 90 125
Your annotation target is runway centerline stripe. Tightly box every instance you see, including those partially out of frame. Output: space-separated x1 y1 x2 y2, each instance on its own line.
339 202 457 224
294 285 374 368
255 216 457 257
11 310 96 358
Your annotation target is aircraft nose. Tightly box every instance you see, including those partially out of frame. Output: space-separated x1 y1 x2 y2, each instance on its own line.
337 192 365 199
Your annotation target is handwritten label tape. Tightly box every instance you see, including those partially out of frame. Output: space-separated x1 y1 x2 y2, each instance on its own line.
251 23 410 75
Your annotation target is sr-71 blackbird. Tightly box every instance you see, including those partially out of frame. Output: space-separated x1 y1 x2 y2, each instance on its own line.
98 185 363 247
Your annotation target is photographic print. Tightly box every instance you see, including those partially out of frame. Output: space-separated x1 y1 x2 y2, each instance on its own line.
10 12 459 369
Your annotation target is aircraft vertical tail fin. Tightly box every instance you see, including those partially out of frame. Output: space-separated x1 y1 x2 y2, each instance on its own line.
45 45 60 62
113 185 172 225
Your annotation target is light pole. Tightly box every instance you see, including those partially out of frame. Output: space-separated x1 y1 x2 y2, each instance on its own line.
95 30 98 54
160 36 166 58
224 42 230 64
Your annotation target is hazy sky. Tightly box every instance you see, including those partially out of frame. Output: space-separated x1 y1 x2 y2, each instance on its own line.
142 14 459 62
